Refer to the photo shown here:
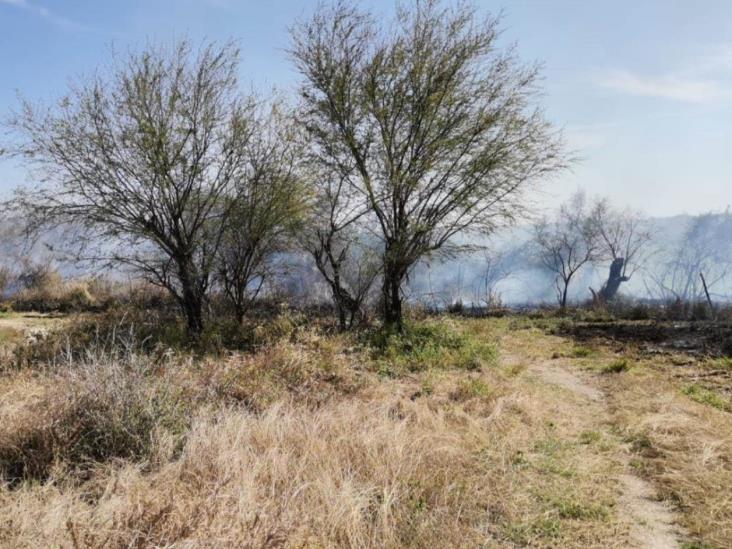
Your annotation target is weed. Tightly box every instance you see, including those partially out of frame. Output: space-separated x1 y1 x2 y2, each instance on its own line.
450 377 494 401
570 346 595 358
601 359 629 374
578 430 602 444
682 384 730 411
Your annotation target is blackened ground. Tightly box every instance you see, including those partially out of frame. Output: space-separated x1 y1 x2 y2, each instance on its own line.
553 320 732 358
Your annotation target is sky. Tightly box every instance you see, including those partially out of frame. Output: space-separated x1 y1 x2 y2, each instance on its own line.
0 0 730 217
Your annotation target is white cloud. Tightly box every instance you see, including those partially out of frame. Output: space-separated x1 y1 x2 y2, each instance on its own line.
594 69 728 104
0 0 90 31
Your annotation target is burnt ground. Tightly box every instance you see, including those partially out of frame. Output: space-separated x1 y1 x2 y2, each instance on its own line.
553 319 732 401
554 320 732 358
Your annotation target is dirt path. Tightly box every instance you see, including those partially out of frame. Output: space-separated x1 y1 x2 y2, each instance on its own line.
530 359 685 549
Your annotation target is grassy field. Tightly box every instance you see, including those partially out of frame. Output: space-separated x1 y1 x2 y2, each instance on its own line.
0 311 730 548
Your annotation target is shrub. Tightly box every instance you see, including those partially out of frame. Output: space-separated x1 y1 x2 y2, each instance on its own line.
367 319 497 374
0 357 190 484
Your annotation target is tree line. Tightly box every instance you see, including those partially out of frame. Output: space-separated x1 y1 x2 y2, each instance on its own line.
2 0 568 338
533 192 731 311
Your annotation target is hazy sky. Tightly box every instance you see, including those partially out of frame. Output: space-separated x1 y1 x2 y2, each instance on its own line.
1 0 730 217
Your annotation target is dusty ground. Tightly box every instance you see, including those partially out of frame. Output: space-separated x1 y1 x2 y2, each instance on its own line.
0 313 729 547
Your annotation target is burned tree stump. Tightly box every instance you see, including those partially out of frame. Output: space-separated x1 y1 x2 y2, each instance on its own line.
593 257 629 303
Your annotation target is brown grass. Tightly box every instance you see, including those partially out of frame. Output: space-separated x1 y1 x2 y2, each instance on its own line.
604 362 732 546
0 314 729 547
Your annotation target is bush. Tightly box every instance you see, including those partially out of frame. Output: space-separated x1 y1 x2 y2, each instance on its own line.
0 358 190 484
10 262 110 313
367 319 498 374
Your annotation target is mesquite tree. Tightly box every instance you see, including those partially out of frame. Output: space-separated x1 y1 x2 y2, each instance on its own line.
217 105 306 324
291 0 566 330
302 170 380 330
4 41 257 337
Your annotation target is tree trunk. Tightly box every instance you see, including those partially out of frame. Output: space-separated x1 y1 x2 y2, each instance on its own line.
182 295 204 338
599 258 629 302
235 306 245 326
337 302 347 331
179 266 205 339
383 267 404 331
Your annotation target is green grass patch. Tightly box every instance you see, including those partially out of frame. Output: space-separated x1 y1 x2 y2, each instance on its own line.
601 359 630 374
533 435 570 456
681 541 714 549
368 319 498 374
622 431 655 453
570 345 596 358
547 496 610 521
709 357 732 370
682 384 730 411
504 518 562 544
451 377 494 401
578 430 602 445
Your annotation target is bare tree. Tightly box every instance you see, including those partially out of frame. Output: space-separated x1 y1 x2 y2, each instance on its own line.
217 104 306 324
534 192 599 309
4 41 257 337
588 198 652 302
645 210 732 304
290 0 566 330
473 248 513 309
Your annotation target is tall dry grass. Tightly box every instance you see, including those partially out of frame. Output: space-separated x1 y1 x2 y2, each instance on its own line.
1 382 509 547
1 315 687 548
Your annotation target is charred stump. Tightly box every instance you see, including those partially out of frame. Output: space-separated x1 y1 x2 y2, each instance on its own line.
596 257 629 302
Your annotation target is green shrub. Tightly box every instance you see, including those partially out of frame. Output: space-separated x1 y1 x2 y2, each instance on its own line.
367 319 497 374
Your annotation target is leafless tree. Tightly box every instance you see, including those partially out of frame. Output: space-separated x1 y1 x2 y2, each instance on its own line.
645 210 732 304
290 0 566 330
217 104 306 324
4 41 258 337
534 192 599 309
588 198 652 302
472 248 513 309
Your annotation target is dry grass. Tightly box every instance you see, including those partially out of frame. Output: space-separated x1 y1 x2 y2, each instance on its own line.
0 313 730 547
604 363 732 546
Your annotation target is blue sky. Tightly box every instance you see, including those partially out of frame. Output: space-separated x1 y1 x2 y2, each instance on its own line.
1 0 730 216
